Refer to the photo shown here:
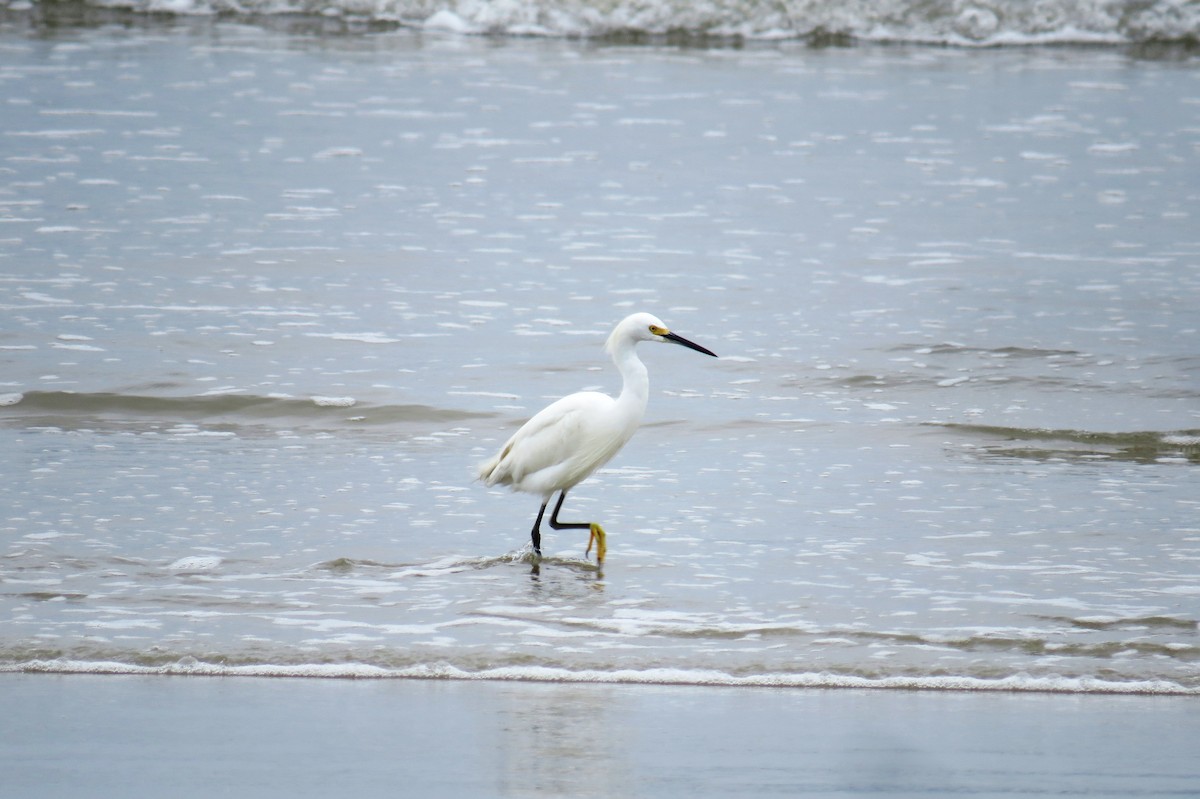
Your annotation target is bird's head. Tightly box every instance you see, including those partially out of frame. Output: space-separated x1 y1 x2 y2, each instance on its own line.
606 312 718 357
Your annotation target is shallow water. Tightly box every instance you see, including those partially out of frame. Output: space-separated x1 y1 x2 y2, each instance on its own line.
1 17 1198 692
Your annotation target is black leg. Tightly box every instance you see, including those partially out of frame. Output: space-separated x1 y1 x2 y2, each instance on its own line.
542 490 607 563
530 500 548 557
548 490 590 531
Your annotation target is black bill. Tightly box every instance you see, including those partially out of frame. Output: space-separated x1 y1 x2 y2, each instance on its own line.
664 331 718 358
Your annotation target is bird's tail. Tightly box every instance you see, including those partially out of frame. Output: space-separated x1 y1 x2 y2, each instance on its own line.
476 443 512 486
476 454 499 484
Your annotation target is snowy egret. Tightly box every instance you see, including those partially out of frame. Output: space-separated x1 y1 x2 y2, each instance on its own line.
477 312 717 563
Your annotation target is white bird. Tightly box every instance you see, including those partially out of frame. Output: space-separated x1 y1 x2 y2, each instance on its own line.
477 312 717 563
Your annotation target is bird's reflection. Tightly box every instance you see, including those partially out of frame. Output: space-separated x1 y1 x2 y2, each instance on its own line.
494 682 627 798
526 554 605 590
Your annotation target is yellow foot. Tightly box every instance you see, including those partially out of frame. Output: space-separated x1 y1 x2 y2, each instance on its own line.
585 523 607 563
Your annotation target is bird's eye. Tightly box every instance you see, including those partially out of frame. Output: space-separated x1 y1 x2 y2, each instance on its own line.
648 325 667 336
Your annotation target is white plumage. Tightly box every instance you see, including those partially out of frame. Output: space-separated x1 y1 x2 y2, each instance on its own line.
478 312 717 563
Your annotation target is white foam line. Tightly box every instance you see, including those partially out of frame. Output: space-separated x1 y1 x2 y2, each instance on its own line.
5 660 1197 695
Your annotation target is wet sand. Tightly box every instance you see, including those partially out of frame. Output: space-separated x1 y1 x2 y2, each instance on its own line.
4 673 1198 797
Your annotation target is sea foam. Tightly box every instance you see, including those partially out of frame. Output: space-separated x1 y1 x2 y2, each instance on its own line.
31 0 1200 45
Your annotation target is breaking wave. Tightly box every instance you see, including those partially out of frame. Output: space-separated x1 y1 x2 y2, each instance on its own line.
11 0 1200 45
932 422 1200 464
0 389 488 432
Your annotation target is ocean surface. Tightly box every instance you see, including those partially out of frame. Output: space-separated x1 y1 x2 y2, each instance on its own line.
1 4 1198 696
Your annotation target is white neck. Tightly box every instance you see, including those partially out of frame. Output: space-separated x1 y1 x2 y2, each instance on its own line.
611 337 650 420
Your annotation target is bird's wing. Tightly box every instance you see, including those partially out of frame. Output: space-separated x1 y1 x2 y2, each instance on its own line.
479 392 614 490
